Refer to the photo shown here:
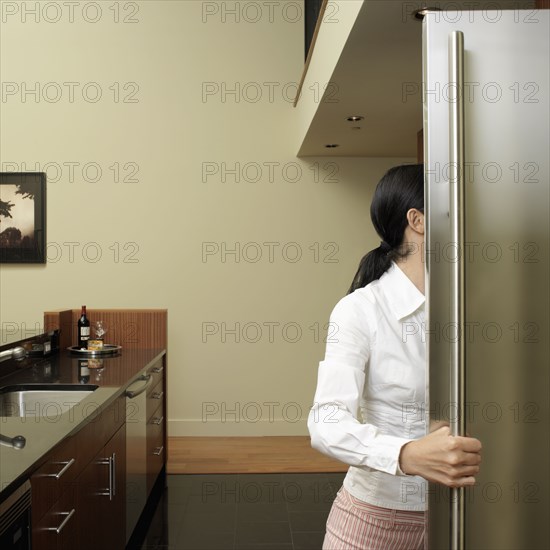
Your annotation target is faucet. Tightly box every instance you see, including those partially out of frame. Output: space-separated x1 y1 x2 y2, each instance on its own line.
0 434 26 449
0 346 26 363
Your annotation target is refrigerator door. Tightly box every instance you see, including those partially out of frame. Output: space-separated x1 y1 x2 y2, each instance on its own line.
424 10 549 550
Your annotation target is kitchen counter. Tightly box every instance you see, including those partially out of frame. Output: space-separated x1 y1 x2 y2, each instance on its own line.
0 348 166 500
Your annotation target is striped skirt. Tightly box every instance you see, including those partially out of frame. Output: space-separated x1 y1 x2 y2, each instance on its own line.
322 486 426 550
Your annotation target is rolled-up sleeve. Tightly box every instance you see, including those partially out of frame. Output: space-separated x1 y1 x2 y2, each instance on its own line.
307 295 412 476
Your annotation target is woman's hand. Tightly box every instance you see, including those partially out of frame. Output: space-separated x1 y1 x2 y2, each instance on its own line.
399 426 482 487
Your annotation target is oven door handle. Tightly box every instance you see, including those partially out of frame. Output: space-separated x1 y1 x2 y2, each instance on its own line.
125 374 153 398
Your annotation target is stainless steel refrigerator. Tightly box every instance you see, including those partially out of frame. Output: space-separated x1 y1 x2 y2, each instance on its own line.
423 9 549 550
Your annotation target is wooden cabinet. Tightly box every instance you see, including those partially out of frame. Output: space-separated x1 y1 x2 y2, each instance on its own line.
78 423 126 550
30 436 78 523
31 435 79 550
145 359 165 495
32 484 77 550
31 396 126 550
125 356 167 546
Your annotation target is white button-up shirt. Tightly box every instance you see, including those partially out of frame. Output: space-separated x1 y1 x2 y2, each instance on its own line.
308 261 428 511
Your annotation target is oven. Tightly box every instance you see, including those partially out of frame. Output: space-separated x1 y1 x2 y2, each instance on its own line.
0 480 31 550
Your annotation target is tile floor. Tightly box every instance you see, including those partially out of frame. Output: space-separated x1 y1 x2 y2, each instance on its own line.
140 473 346 550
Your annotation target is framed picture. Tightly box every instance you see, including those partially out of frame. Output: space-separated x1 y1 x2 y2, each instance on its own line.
0 172 46 263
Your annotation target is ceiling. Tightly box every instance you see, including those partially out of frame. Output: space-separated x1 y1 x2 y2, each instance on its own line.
297 0 535 157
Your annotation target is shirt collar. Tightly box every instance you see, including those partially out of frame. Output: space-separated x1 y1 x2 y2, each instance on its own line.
379 261 425 320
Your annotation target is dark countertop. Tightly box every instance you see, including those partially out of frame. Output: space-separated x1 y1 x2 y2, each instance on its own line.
0 347 166 500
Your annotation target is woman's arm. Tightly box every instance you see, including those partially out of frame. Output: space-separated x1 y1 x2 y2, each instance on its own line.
307 294 412 476
308 363 413 475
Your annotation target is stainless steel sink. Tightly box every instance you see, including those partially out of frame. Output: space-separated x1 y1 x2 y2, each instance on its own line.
0 384 98 417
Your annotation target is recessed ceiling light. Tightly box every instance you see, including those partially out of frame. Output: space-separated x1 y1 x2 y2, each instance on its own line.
413 7 442 20
325 144 339 148
347 116 364 122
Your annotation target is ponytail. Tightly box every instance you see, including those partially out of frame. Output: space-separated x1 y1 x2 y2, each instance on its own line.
346 164 424 295
346 244 393 295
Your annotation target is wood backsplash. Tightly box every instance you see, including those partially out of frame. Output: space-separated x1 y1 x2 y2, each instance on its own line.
44 309 167 350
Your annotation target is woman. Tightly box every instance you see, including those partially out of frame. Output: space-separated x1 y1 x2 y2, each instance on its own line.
308 164 482 550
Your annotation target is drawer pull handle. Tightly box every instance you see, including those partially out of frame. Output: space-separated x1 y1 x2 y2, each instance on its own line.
151 365 164 374
112 452 116 498
47 509 76 534
152 391 164 400
152 416 164 425
153 446 164 456
46 458 75 479
97 457 114 500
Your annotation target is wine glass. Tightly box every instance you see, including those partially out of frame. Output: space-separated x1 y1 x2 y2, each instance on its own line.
94 321 107 341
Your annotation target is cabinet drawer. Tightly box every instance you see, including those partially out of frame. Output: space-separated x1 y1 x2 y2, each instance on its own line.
148 401 164 433
32 436 78 522
76 424 126 550
147 359 164 390
146 424 164 494
33 483 77 550
147 402 164 442
146 379 164 420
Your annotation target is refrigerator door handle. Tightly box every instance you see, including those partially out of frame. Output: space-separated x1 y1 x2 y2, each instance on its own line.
449 29 466 550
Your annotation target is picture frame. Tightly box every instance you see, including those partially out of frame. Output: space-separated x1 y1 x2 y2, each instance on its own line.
0 172 47 263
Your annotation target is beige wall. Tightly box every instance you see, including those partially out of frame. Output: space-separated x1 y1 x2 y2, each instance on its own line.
0 1 412 436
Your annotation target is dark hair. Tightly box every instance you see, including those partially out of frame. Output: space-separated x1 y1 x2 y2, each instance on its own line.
347 164 424 294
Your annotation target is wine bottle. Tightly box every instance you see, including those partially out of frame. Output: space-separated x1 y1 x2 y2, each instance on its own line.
78 305 90 349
